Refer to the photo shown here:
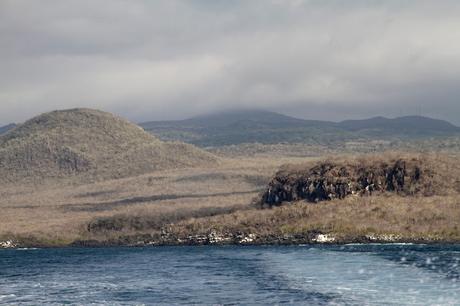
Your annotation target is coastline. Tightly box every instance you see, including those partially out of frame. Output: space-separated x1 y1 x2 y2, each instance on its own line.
2 232 459 249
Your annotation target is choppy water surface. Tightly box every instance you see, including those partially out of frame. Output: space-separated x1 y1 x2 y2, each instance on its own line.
1 244 460 305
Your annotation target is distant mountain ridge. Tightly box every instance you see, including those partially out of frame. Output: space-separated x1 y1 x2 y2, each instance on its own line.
140 110 460 147
0 123 16 135
338 116 460 135
144 110 329 129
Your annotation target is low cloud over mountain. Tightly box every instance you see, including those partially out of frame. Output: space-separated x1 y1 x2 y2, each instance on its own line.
2 1 460 124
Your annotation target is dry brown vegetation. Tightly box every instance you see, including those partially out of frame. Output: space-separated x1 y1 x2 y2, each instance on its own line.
167 194 460 243
0 109 459 247
0 156 307 246
207 138 460 158
260 153 460 207
71 152 460 246
0 108 218 184
1 151 459 246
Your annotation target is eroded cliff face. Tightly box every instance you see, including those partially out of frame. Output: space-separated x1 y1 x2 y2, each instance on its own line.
260 157 435 207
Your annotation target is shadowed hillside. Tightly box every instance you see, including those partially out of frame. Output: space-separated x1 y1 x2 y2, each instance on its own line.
338 116 460 136
0 109 218 184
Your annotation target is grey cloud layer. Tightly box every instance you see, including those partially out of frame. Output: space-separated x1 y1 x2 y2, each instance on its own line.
1 0 460 124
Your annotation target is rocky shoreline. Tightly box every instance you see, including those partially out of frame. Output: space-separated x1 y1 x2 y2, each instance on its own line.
70 233 455 248
2 231 457 249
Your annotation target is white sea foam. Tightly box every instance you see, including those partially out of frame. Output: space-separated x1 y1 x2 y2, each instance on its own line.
262 248 460 305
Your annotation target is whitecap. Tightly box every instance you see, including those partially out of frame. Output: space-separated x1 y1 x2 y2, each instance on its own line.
0 294 16 300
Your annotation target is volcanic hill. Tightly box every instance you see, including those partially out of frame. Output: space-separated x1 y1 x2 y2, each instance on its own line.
0 108 218 184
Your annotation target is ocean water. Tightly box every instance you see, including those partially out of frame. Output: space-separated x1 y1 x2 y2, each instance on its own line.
1 245 460 305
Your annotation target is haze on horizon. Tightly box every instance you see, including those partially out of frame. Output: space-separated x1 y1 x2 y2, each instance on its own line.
1 0 460 126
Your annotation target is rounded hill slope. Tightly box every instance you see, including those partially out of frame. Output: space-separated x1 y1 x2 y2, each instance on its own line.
0 108 218 183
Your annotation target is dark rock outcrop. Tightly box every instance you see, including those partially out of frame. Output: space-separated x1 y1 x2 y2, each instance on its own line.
260 157 435 207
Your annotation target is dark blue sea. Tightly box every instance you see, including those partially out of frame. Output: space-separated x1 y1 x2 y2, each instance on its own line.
1 244 460 305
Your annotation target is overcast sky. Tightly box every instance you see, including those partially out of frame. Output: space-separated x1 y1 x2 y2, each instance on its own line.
1 0 460 125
